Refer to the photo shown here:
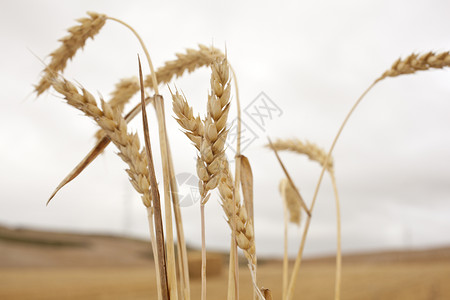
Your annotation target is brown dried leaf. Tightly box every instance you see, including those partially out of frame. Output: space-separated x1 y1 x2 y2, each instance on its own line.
239 155 254 223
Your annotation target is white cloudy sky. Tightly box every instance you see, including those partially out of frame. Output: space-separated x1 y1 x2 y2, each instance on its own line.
1 0 450 258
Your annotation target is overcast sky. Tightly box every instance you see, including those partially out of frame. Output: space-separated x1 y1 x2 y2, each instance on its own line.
1 0 450 259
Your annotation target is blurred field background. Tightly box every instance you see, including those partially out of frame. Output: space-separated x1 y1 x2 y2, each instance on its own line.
1 225 449 299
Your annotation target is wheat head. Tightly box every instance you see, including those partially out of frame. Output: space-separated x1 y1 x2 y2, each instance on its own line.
219 161 256 264
51 76 152 207
378 51 450 81
279 178 301 225
197 57 231 198
94 77 140 140
35 12 107 95
172 90 204 150
267 138 334 172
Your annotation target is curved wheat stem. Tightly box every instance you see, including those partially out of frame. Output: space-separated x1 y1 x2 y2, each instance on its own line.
35 12 107 95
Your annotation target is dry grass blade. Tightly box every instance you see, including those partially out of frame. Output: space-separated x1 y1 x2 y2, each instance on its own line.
240 155 254 223
267 138 310 216
139 57 169 300
35 12 106 95
47 136 109 205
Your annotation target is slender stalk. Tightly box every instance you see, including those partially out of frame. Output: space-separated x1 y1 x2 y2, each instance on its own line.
285 82 377 300
230 66 241 300
147 206 163 300
166 137 191 300
282 198 289 300
106 17 159 93
201 201 207 300
139 59 169 300
154 97 179 300
330 172 342 300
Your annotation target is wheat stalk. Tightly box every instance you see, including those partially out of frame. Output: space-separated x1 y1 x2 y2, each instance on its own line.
35 12 107 95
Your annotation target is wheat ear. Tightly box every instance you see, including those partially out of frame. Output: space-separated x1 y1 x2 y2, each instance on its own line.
219 162 255 264
377 52 450 81
172 57 231 300
268 139 334 172
35 12 106 95
279 178 302 225
218 161 265 300
51 77 152 206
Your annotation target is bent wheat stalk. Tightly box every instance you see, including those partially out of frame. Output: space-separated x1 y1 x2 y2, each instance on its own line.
286 51 450 300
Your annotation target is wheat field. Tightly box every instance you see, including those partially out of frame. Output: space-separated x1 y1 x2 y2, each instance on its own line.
4 3 449 299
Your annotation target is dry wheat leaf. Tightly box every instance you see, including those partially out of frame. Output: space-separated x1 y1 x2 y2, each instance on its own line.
239 155 254 223
267 137 311 216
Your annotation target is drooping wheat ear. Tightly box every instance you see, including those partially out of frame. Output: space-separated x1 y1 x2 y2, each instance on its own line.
171 90 204 150
377 52 450 81
267 138 334 172
218 161 256 264
279 178 301 225
35 12 107 95
51 76 152 208
147 44 225 88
